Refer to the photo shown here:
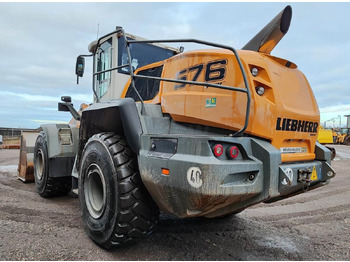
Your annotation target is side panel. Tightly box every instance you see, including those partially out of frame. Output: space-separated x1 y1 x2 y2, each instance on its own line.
161 50 247 132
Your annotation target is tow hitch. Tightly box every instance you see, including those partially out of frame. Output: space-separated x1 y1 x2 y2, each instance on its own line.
298 168 315 191
298 168 312 183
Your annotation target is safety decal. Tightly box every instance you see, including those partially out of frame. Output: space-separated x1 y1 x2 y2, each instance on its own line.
310 166 318 181
205 98 217 108
187 167 203 188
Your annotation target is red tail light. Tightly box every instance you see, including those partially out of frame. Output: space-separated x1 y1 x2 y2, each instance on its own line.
227 146 239 159
213 144 223 157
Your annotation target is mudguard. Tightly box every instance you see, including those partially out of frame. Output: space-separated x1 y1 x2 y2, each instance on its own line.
77 98 142 168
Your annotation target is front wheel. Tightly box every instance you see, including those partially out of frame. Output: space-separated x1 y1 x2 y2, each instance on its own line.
34 131 71 197
79 133 159 249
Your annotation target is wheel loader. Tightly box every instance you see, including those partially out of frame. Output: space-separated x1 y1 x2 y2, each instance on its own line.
24 6 335 249
336 128 350 145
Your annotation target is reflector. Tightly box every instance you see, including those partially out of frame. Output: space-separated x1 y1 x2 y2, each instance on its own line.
162 168 170 176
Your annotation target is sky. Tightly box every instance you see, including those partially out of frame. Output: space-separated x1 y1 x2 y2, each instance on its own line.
0 2 350 129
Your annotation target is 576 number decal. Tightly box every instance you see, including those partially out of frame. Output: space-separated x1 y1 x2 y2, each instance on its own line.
174 59 228 90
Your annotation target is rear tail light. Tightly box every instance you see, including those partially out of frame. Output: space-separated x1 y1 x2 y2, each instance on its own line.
213 144 224 157
210 142 240 160
227 146 239 159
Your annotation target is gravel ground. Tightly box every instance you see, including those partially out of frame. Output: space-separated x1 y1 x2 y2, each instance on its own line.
0 146 349 260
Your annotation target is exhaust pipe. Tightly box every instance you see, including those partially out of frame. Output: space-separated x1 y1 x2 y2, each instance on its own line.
242 5 292 54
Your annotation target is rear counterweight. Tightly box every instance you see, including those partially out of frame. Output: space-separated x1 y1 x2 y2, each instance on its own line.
138 135 334 218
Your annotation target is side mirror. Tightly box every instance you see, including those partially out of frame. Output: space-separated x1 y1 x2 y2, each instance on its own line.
75 56 85 77
75 56 85 84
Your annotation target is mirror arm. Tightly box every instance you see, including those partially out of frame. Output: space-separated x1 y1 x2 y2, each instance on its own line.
66 103 81 121
58 102 81 121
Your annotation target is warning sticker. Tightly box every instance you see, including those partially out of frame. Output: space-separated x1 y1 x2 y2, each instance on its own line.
310 166 318 181
205 98 217 108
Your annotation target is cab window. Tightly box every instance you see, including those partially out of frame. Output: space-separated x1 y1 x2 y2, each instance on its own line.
118 36 175 74
96 38 112 98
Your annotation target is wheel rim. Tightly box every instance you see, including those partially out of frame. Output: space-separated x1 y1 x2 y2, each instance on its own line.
84 163 107 219
34 148 45 181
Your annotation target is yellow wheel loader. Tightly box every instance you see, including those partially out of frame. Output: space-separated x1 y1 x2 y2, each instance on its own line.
25 6 335 249
336 128 350 145
317 126 336 160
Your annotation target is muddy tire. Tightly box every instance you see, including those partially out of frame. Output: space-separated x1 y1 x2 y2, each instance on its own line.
344 136 350 146
330 147 336 160
34 131 72 197
326 146 336 160
79 133 159 249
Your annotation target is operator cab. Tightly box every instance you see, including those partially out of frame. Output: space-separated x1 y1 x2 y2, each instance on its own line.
76 28 179 103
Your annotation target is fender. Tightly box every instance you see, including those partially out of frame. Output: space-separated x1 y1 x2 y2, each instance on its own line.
40 124 79 177
77 98 142 169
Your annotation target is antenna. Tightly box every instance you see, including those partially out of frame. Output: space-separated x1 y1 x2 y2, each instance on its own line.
96 23 100 40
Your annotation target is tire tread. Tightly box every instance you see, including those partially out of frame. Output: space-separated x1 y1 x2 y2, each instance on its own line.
83 132 159 249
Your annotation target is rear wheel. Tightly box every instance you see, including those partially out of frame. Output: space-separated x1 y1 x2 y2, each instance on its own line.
79 133 159 249
326 146 336 160
330 148 336 160
34 131 71 197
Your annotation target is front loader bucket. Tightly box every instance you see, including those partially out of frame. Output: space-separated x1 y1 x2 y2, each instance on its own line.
18 131 40 183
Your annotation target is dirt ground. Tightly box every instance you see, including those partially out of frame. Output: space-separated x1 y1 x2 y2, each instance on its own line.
0 145 349 260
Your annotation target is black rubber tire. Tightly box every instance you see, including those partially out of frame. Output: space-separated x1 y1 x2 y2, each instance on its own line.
33 131 72 197
79 133 159 249
330 147 336 160
344 136 350 146
331 148 336 160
